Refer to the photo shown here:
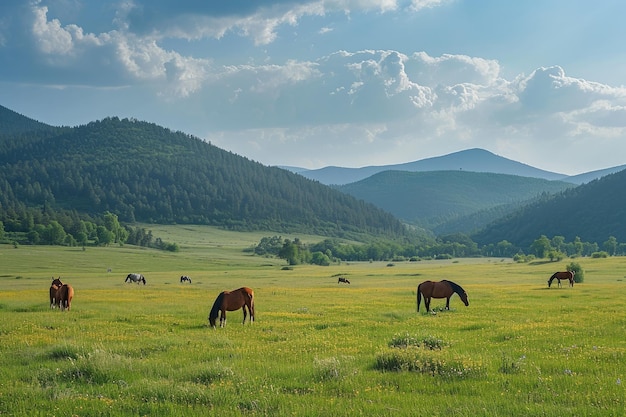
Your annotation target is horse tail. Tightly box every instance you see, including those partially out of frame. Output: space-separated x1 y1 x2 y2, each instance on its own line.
208 292 224 326
416 284 422 312
248 290 255 321
67 286 74 309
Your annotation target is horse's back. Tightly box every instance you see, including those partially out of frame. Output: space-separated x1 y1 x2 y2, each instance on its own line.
418 280 455 298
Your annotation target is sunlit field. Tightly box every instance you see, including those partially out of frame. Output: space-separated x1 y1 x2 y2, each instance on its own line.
1 227 625 416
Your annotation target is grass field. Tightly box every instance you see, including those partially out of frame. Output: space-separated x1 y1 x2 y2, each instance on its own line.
1 226 625 416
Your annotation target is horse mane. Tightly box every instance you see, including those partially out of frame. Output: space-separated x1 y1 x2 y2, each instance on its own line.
443 280 466 296
209 292 225 320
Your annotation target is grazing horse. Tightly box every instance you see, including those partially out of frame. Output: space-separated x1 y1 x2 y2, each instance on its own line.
417 280 469 313
208 287 255 328
125 273 146 285
180 275 192 283
50 277 74 311
548 271 575 288
338 277 350 284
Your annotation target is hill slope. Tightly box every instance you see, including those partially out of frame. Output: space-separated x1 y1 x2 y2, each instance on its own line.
335 170 574 230
0 104 57 136
0 112 409 241
291 148 570 185
471 168 626 247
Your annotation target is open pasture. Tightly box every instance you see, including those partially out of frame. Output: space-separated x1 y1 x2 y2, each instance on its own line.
1 236 625 416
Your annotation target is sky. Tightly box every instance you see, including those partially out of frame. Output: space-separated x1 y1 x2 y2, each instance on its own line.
1 1 626 175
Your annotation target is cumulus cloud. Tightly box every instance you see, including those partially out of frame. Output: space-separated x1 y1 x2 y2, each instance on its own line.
2 0 625 173
118 0 418 45
515 66 624 113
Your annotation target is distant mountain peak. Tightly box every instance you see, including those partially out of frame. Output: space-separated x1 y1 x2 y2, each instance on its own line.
285 148 570 185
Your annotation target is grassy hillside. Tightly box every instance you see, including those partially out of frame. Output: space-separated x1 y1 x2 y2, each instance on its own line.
335 170 574 230
1 232 625 416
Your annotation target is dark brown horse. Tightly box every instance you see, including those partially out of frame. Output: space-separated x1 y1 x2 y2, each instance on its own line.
338 277 350 284
548 271 575 288
208 287 255 328
417 280 469 313
49 278 61 309
50 277 74 311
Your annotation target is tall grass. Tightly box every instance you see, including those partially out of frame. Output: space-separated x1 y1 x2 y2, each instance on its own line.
1 229 625 415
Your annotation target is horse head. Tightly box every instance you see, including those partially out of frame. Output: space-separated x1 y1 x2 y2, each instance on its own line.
51 277 63 288
459 291 469 306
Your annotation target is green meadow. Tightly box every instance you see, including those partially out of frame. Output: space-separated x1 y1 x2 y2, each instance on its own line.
1 226 625 416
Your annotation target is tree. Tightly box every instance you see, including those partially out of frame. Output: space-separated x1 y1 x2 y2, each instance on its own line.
530 235 552 258
96 225 114 246
43 221 66 245
103 212 128 244
551 236 565 253
496 240 515 257
311 251 331 266
603 236 618 256
279 239 300 265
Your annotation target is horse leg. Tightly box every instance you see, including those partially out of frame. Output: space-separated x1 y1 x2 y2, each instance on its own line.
446 297 450 310
557 279 562 288
425 297 431 312
242 306 248 325
220 310 226 327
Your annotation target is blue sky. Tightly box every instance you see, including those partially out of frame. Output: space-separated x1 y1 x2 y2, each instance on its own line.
1 0 625 175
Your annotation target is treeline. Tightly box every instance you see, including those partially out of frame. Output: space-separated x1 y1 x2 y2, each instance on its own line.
252 233 626 265
0 205 178 251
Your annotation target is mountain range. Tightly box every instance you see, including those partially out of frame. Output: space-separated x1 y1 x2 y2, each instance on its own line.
2 103 626 249
283 148 626 186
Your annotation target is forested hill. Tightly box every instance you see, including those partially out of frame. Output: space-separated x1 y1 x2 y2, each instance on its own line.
471 168 626 248
0 114 408 240
0 105 60 136
335 170 574 229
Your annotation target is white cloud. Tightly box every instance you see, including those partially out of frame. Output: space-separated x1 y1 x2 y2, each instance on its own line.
515 66 624 113
3 1 626 174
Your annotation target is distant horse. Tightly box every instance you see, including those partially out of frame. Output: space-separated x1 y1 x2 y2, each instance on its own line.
50 277 74 311
208 287 255 328
548 271 575 288
180 275 192 283
338 277 350 284
417 280 469 313
125 273 146 285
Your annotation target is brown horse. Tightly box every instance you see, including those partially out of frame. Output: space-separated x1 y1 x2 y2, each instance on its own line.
548 271 575 288
49 278 61 309
417 280 469 313
208 287 255 328
50 277 74 311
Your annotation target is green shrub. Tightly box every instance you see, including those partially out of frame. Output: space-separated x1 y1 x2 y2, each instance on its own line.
567 262 584 283
374 350 482 378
